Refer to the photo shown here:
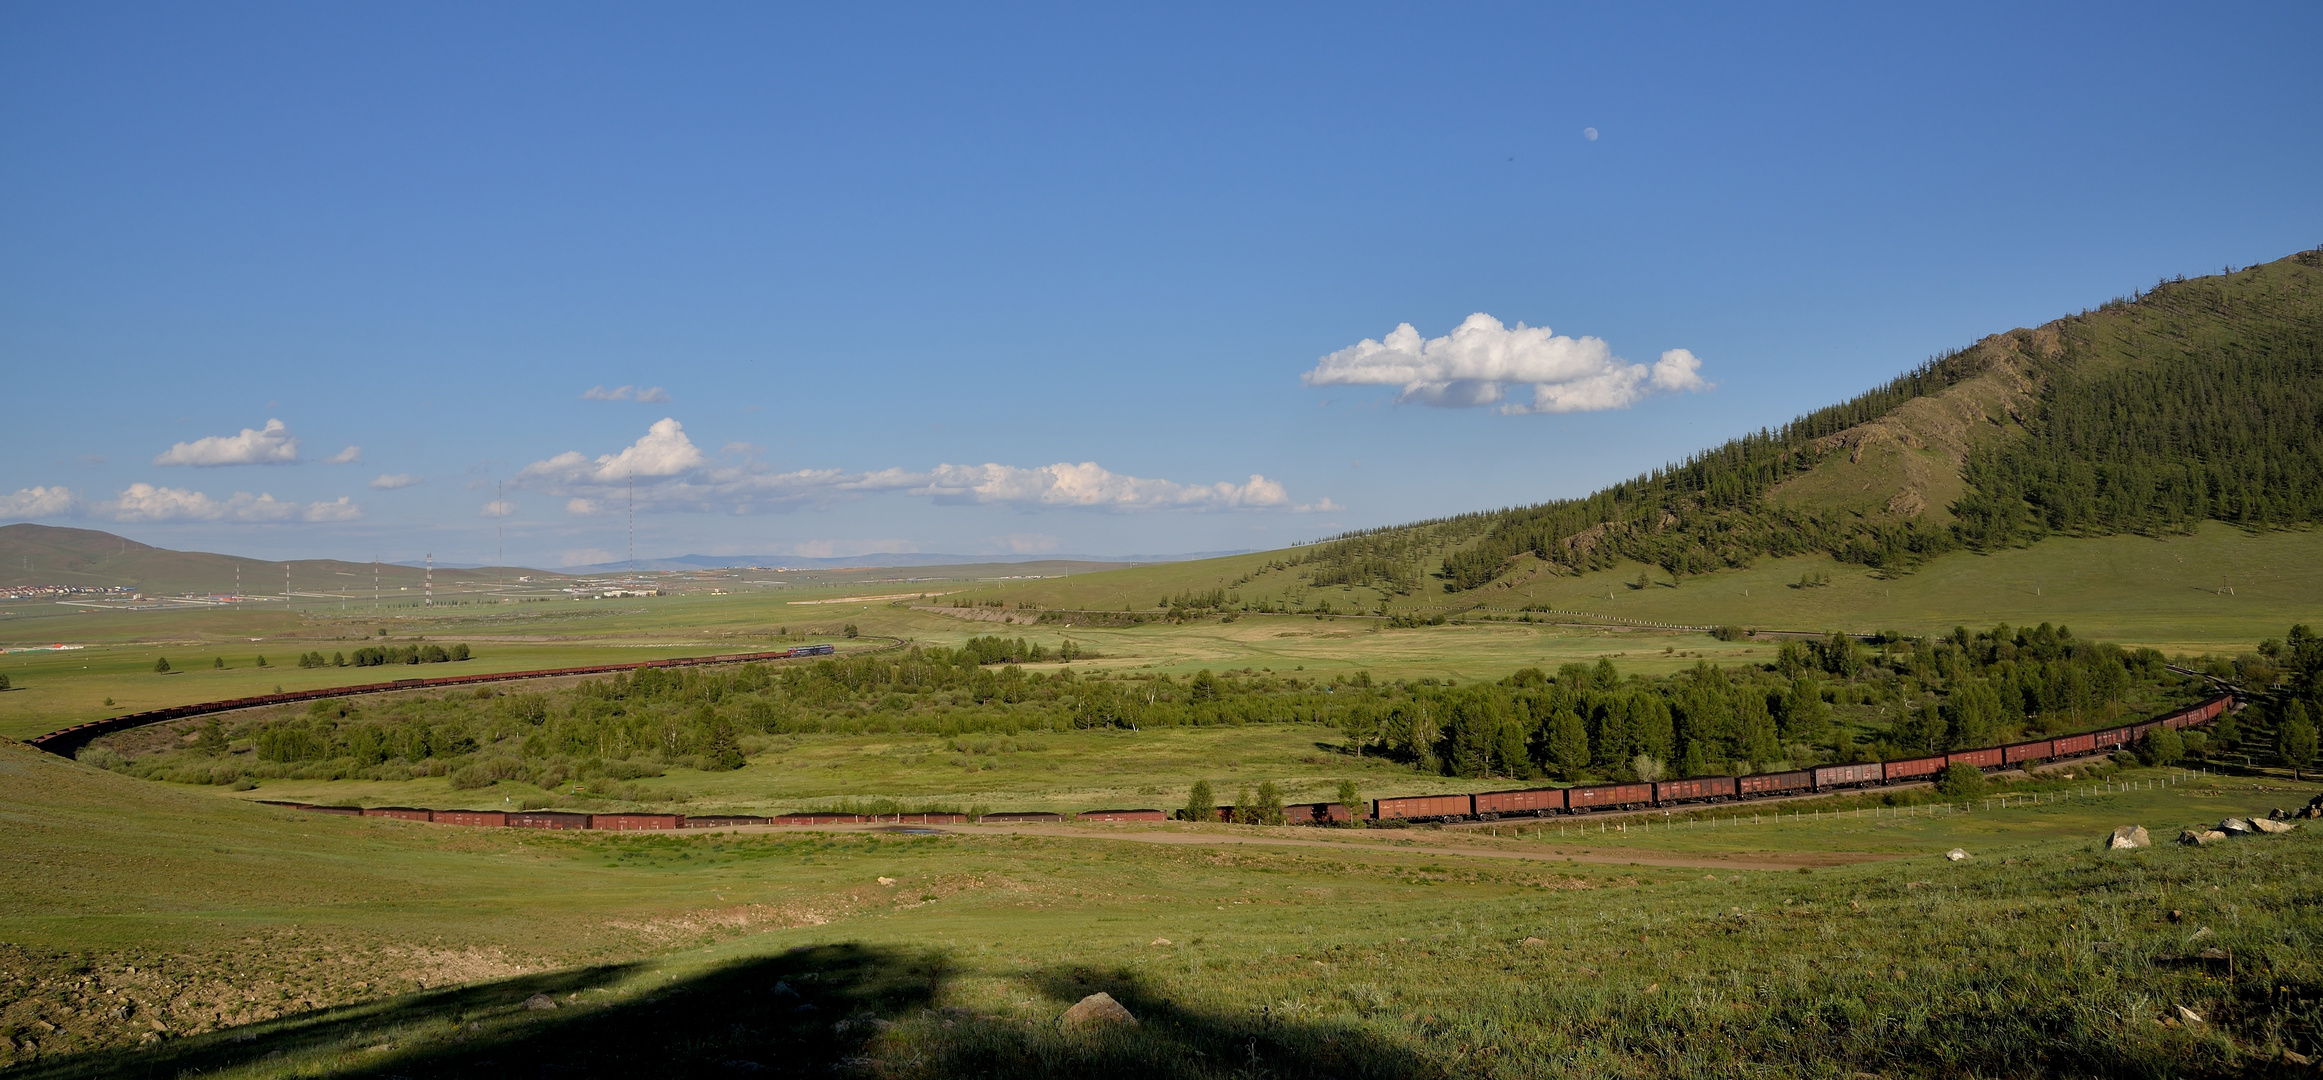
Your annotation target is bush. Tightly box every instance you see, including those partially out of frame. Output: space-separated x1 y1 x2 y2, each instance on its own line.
1182 779 1214 822
2136 726 2184 766
76 746 128 771
1710 625 1747 642
1935 762 1985 799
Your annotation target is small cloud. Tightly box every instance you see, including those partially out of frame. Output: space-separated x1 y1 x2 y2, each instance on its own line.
369 473 422 490
0 486 76 517
1302 314 1709 414
1292 497 1344 513
153 419 300 466
517 418 706 485
325 445 362 465
1584 127 1599 141
303 497 363 522
908 464 1290 511
103 483 359 523
582 385 671 403
566 498 600 515
482 499 516 518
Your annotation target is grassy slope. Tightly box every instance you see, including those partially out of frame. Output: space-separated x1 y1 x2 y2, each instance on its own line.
6 731 2321 1077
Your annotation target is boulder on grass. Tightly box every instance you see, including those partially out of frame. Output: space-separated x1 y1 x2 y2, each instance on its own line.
1061 992 1137 1028
2107 825 2151 850
2179 829 2230 845
1944 848 1969 861
2218 818 2256 834
2249 817 2296 834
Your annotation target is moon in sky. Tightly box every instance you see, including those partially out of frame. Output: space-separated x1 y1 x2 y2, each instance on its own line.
1583 127 1599 141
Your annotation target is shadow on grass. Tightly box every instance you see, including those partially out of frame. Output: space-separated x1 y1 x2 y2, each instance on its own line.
18 946 1435 1079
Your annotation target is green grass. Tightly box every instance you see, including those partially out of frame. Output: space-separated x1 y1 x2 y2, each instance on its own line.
6 735 2321 1077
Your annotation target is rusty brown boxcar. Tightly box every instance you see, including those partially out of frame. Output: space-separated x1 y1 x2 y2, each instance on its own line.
591 813 683 831
1653 776 1737 805
1078 809 1170 822
2000 740 2053 765
1948 746 2004 770
1373 794 1473 821
1473 787 1566 818
508 811 592 830
680 815 769 828
1278 802 1353 825
1738 769 1812 797
868 813 968 825
361 806 433 822
770 813 864 825
1812 762 1882 790
2050 732 2097 758
1884 755 1946 782
431 810 508 827
2093 725 2134 750
979 812 1066 823
1566 782 1652 812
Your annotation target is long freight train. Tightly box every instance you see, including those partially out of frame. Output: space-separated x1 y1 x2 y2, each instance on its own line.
1370 693 2233 822
24 644 839 758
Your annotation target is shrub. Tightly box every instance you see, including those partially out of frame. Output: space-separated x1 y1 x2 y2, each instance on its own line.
1182 779 1214 822
1935 762 1985 799
1710 625 1747 642
2136 726 2184 766
153 657 171 673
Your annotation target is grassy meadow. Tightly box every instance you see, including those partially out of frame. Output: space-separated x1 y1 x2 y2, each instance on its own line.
5 736 2321 1077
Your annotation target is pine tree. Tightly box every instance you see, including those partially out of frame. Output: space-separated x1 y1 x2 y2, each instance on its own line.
1183 779 1215 823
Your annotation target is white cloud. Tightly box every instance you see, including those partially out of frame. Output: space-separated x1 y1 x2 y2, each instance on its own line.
1293 497 1344 513
515 421 1296 515
326 445 362 464
303 497 364 522
517 417 706 486
369 473 422 490
153 419 301 466
1302 314 1710 414
0 486 76 518
582 385 671 403
907 463 1290 510
103 483 361 523
482 500 516 518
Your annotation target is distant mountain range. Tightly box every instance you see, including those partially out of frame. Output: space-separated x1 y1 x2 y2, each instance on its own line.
550 551 1254 573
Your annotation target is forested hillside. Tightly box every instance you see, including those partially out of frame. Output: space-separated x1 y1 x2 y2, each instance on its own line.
1302 249 2323 596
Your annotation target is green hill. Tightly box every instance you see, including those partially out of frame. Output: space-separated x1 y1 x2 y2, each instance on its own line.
0 523 550 596
953 249 2323 640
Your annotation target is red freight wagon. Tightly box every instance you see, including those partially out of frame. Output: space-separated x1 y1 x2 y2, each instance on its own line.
1473 787 1566 817
2094 726 2134 749
1079 809 1169 822
1948 747 2004 770
979 812 1066 823
1653 776 1737 805
592 814 683 831
299 805 365 816
1812 763 1883 789
1373 794 1473 821
1884 755 1946 782
870 813 968 825
770 814 864 825
1739 770 1813 797
2051 732 2097 758
362 806 433 822
681 815 769 828
432 810 508 827
1279 802 1353 825
2001 740 2053 765
1566 782 1653 812
508 811 592 830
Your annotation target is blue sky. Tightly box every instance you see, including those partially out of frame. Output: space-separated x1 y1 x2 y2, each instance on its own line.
3 3 2318 567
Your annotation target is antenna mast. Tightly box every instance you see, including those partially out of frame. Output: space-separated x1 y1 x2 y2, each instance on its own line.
425 553 433 608
497 480 505 590
627 472 635 573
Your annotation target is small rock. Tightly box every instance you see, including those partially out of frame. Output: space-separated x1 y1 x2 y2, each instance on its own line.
2176 1004 2205 1026
2107 825 2150 850
2179 829 2229 845
2197 947 2229 961
524 994 557 1011
2218 818 2256 834
1149 938 1171 947
2250 817 2295 835
1945 848 1969 861
877 877 897 886
1520 937 1548 947
1060 992 1137 1028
